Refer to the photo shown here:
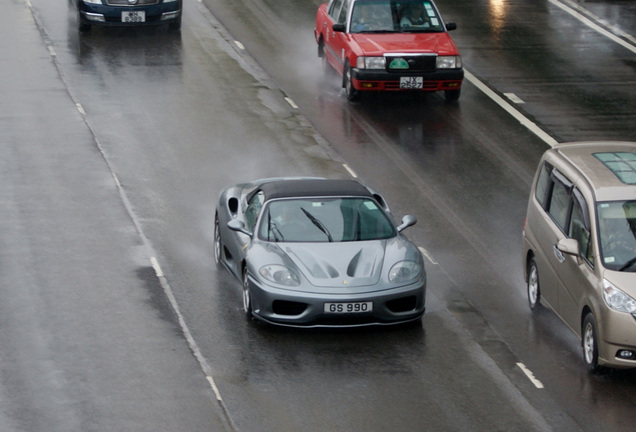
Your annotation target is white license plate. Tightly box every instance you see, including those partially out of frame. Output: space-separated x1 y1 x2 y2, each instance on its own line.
324 302 373 314
400 76 423 89
121 11 146 23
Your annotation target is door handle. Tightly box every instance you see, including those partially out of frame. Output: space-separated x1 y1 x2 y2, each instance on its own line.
552 245 565 263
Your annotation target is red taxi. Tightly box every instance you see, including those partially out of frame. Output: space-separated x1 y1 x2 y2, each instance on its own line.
315 0 463 101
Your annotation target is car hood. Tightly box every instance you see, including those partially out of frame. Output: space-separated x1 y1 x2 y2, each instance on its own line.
349 32 458 56
283 241 389 287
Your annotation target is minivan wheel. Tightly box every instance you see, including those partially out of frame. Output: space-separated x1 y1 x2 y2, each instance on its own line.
242 266 253 320
583 313 600 373
527 258 541 310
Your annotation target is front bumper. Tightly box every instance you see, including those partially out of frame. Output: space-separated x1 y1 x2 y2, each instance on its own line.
247 275 427 328
351 68 463 92
79 2 181 27
597 309 636 368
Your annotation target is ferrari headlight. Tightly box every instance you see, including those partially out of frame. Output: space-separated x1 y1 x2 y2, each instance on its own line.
603 279 636 314
388 261 422 284
436 56 462 69
356 56 386 69
259 265 300 286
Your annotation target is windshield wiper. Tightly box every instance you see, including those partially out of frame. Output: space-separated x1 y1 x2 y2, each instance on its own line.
357 30 397 34
267 211 284 242
619 256 636 271
400 28 443 33
300 208 333 242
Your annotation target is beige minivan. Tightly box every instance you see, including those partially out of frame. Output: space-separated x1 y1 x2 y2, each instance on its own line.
522 141 636 372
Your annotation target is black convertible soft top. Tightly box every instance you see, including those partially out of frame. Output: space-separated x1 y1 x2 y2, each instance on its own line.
259 179 374 201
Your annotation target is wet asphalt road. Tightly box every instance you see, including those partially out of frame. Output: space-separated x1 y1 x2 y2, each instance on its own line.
1 0 635 431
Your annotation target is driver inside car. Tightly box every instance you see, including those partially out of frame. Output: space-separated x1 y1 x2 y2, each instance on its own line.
352 3 393 32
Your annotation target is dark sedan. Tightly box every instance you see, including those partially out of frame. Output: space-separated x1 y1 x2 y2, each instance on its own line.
76 0 182 32
214 178 426 328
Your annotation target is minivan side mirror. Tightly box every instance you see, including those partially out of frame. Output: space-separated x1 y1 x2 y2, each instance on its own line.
557 238 580 257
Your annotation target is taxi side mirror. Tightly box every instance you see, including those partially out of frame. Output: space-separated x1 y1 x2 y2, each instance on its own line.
333 23 345 32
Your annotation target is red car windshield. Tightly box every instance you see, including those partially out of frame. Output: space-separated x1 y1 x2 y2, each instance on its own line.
350 1 444 34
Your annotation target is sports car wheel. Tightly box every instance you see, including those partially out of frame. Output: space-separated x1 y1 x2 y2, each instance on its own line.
242 266 253 320
583 313 600 373
344 63 360 102
214 214 222 265
527 258 541 310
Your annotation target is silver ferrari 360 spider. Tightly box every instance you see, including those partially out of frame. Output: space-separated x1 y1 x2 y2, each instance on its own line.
214 177 426 327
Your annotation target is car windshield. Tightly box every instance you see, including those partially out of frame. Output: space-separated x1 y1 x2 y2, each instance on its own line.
597 200 636 271
258 197 396 243
350 0 445 34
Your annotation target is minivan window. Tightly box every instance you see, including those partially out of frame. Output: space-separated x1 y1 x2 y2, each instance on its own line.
548 177 571 232
597 200 636 271
534 162 552 208
570 197 593 264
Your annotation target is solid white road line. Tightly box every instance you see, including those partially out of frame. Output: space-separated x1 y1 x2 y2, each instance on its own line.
463 69 560 148
550 0 636 54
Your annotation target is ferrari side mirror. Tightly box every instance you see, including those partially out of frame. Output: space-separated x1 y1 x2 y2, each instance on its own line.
228 219 253 237
397 215 417 232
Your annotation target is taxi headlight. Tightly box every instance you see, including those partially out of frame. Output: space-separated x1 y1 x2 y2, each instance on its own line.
388 261 422 284
436 56 462 69
603 279 636 314
356 56 386 69
259 265 300 286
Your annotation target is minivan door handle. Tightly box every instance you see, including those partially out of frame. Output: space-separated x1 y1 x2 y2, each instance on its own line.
552 245 565 263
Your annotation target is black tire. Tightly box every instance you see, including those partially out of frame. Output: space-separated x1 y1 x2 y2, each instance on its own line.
78 13 91 33
582 313 601 373
444 89 461 102
242 266 253 320
168 15 181 32
319 40 330 74
344 62 360 102
213 214 222 266
527 258 541 310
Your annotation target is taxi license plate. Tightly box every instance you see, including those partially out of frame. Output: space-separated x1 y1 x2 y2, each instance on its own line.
400 77 423 89
324 302 373 314
122 11 146 23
